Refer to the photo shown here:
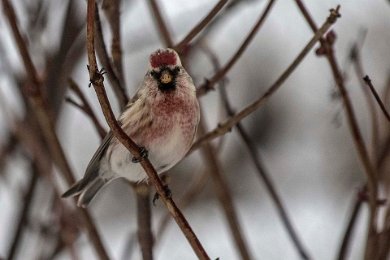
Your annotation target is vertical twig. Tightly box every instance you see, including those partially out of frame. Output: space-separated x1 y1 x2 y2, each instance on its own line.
95 3 128 110
7 166 39 260
135 184 154 260
337 186 365 260
102 0 126 85
86 1 209 258
147 0 174 47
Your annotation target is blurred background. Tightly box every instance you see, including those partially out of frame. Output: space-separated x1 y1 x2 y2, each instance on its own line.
0 0 389 259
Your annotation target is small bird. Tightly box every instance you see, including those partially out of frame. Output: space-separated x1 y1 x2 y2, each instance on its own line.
62 48 200 207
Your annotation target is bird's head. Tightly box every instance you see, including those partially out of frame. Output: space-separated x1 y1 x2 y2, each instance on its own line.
149 48 183 91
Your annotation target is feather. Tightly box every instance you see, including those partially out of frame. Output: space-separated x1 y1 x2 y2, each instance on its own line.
77 178 106 207
61 133 113 198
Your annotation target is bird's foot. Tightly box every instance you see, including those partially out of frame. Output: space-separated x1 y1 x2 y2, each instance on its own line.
152 185 171 206
132 147 148 163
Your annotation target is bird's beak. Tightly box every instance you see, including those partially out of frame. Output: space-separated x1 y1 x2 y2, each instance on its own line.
160 70 173 84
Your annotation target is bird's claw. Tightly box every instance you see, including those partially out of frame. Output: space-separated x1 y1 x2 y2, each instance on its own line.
132 147 148 163
152 185 171 206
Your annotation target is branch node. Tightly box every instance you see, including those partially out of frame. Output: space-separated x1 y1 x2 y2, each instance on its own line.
328 5 341 24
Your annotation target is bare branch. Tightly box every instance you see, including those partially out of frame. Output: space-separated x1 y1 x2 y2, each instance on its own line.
95 4 128 110
86 1 209 258
191 8 340 151
7 166 39 260
363 76 390 122
196 0 276 97
135 184 154 260
175 0 228 53
147 0 174 47
102 0 126 85
293 2 379 258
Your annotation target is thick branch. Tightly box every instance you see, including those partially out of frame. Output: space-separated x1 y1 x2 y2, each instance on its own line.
86 1 209 258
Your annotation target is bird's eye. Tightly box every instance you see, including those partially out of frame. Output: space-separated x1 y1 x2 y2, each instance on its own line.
174 67 181 74
150 71 158 78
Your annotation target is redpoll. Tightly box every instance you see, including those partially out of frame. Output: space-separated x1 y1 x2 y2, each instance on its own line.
62 48 200 207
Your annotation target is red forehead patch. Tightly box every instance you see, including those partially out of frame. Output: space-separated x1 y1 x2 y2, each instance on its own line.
150 49 177 68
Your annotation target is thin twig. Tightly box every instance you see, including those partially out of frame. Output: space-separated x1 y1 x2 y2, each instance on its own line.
2 1 110 259
7 166 39 260
293 2 379 258
147 0 174 47
191 8 340 151
196 0 276 97
337 186 365 260
350 41 379 161
102 0 126 86
94 3 128 110
67 78 107 139
175 0 228 53
198 116 253 260
86 1 209 258
363 75 390 122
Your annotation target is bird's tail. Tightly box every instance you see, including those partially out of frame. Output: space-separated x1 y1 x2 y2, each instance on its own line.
62 177 108 208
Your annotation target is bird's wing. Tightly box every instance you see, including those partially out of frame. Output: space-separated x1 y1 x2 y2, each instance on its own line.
83 85 144 180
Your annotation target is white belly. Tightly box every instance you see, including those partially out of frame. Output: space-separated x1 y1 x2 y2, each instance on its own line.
103 123 188 182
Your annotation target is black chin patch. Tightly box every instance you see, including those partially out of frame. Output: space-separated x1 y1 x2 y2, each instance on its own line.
151 67 180 91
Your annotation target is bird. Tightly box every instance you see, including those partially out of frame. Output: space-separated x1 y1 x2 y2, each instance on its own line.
62 48 200 207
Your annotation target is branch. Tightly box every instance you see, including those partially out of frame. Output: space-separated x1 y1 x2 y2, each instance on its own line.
337 186 365 260
293 2 379 257
363 75 390 122
86 1 209 258
7 166 39 260
350 40 379 160
102 0 126 85
135 184 154 260
196 0 276 97
191 8 340 151
198 117 253 260
95 3 128 110
147 0 174 47
175 0 228 53
2 1 110 259
219 82 311 260
67 78 107 139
